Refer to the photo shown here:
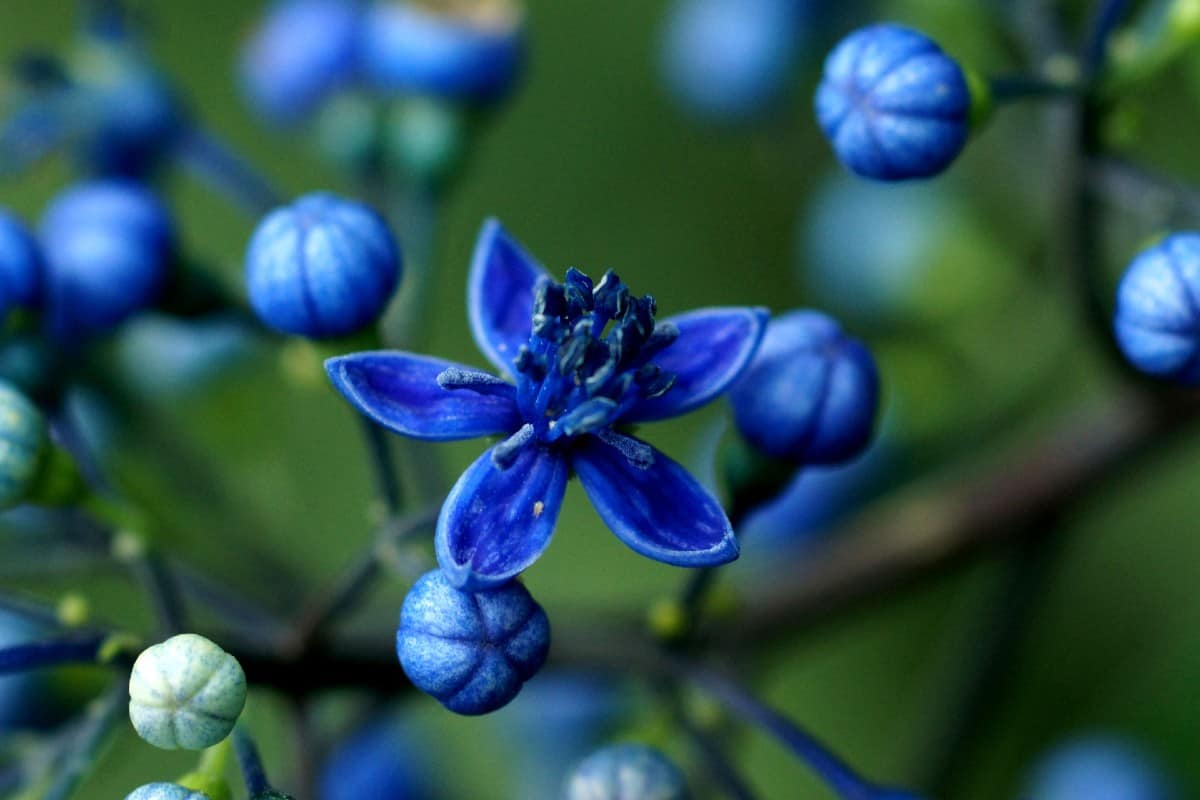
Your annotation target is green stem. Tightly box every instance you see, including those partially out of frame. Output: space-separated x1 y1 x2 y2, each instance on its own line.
43 681 127 800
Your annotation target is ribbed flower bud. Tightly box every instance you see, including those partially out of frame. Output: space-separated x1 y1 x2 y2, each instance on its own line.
245 193 402 339
39 181 174 341
362 0 525 102
396 568 549 715
1114 233 1200 382
128 634 247 750
815 24 971 181
729 310 879 465
564 743 691 800
125 783 211 800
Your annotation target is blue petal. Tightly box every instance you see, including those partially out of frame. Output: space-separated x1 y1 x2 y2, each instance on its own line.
467 219 546 377
572 434 738 567
625 307 768 423
326 351 521 440
436 443 567 590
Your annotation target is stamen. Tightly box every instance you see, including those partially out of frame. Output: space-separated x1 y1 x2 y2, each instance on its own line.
437 367 513 397
597 429 655 469
491 423 535 470
551 397 618 439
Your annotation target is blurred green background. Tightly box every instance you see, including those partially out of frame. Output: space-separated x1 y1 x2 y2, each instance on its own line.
4 1 1200 798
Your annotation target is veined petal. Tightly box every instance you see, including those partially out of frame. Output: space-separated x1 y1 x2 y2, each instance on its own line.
326 351 521 440
625 307 768 423
467 219 547 378
436 443 568 591
573 433 738 567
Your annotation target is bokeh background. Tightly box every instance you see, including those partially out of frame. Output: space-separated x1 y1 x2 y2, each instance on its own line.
3 1 1200 798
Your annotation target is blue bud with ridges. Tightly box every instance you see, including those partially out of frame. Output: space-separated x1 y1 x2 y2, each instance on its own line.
1114 233 1200 382
39 180 174 342
396 568 549 715
564 743 691 800
362 1 526 103
128 633 247 751
815 24 971 181
245 192 401 339
0 210 42 316
661 0 800 122
125 784 211 800
1025 736 1178 800
729 310 879 465
240 0 364 124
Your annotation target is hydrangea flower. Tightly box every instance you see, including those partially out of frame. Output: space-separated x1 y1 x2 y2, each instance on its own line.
328 220 766 589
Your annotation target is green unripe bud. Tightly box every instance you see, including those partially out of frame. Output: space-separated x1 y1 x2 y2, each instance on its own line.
129 634 247 751
125 784 211 800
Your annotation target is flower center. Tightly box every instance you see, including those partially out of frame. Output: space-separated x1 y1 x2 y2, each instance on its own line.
511 268 678 446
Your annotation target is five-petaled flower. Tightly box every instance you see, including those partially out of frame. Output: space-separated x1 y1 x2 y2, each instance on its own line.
327 220 767 590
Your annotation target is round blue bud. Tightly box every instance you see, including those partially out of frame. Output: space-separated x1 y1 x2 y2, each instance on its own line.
245 193 401 339
72 42 186 177
1025 736 1177 800
320 718 432 800
0 210 42 315
240 0 364 124
661 0 800 122
125 783 210 800
729 310 879 465
396 568 550 715
1114 234 1200 382
39 181 174 341
362 1 525 103
564 743 690 800
815 24 971 181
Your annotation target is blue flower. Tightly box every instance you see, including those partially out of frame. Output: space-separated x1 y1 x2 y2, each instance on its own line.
0 209 43 317
564 743 690 800
729 310 879 465
661 0 802 122
1025 735 1178 800
328 220 765 589
396 568 549 715
361 1 526 103
245 193 402 339
240 0 364 125
39 180 175 342
1113 234 1200 383
815 24 971 181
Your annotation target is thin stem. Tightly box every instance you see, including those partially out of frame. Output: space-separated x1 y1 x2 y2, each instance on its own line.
989 74 1083 102
920 530 1064 796
1083 0 1133 78
0 634 106 674
133 549 186 637
288 506 438 653
175 127 283 217
686 665 882 800
361 416 403 515
671 697 759 800
43 681 127 800
709 388 1199 649
1089 155 1200 227
234 726 272 796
